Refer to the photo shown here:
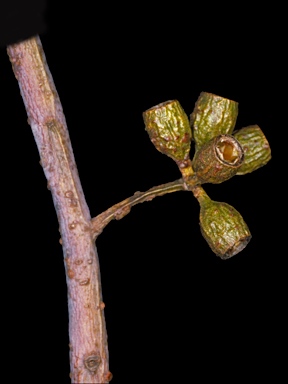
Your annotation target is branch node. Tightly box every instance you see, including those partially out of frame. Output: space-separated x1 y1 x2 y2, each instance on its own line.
84 354 101 373
104 371 113 382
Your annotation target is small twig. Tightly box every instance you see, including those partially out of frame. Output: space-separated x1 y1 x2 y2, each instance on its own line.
91 178 189 239
7 36 110 383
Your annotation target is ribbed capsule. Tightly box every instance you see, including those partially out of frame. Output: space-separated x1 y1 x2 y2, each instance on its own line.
197 191 251 259
192 134 244 184
233 125 271 175
143 100 192 163
190 92 238 151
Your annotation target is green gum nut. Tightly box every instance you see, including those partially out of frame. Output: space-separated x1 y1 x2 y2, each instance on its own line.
197 191 251 259
233 125 271 175
143 100 192 163
190 92 238 151
192 134 244 184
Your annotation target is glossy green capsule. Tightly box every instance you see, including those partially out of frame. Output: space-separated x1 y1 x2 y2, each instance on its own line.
192 134 244 184
190 92 238 151
197 189 251 259
233 125 271 175
143 100 192 163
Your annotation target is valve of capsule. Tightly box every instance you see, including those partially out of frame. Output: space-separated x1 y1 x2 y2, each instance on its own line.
190 92 238 151
233 125 271 175
192 134 244 184
143 100 192 168
196 190 251 259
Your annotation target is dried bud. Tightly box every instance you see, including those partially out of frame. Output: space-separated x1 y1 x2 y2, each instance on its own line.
143 100 192 162
192 134 244 184
233 125 271 175
190 92 238 150
197 191 251 259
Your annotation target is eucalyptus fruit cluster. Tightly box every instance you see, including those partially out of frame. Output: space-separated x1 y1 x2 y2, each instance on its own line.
143 92 271 259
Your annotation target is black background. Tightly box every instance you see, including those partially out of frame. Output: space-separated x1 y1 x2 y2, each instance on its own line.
0 2 283 383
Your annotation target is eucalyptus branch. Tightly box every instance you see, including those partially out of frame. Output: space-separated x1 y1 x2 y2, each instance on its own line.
7 36 111 384
6 33 271 383
91 178 187 239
